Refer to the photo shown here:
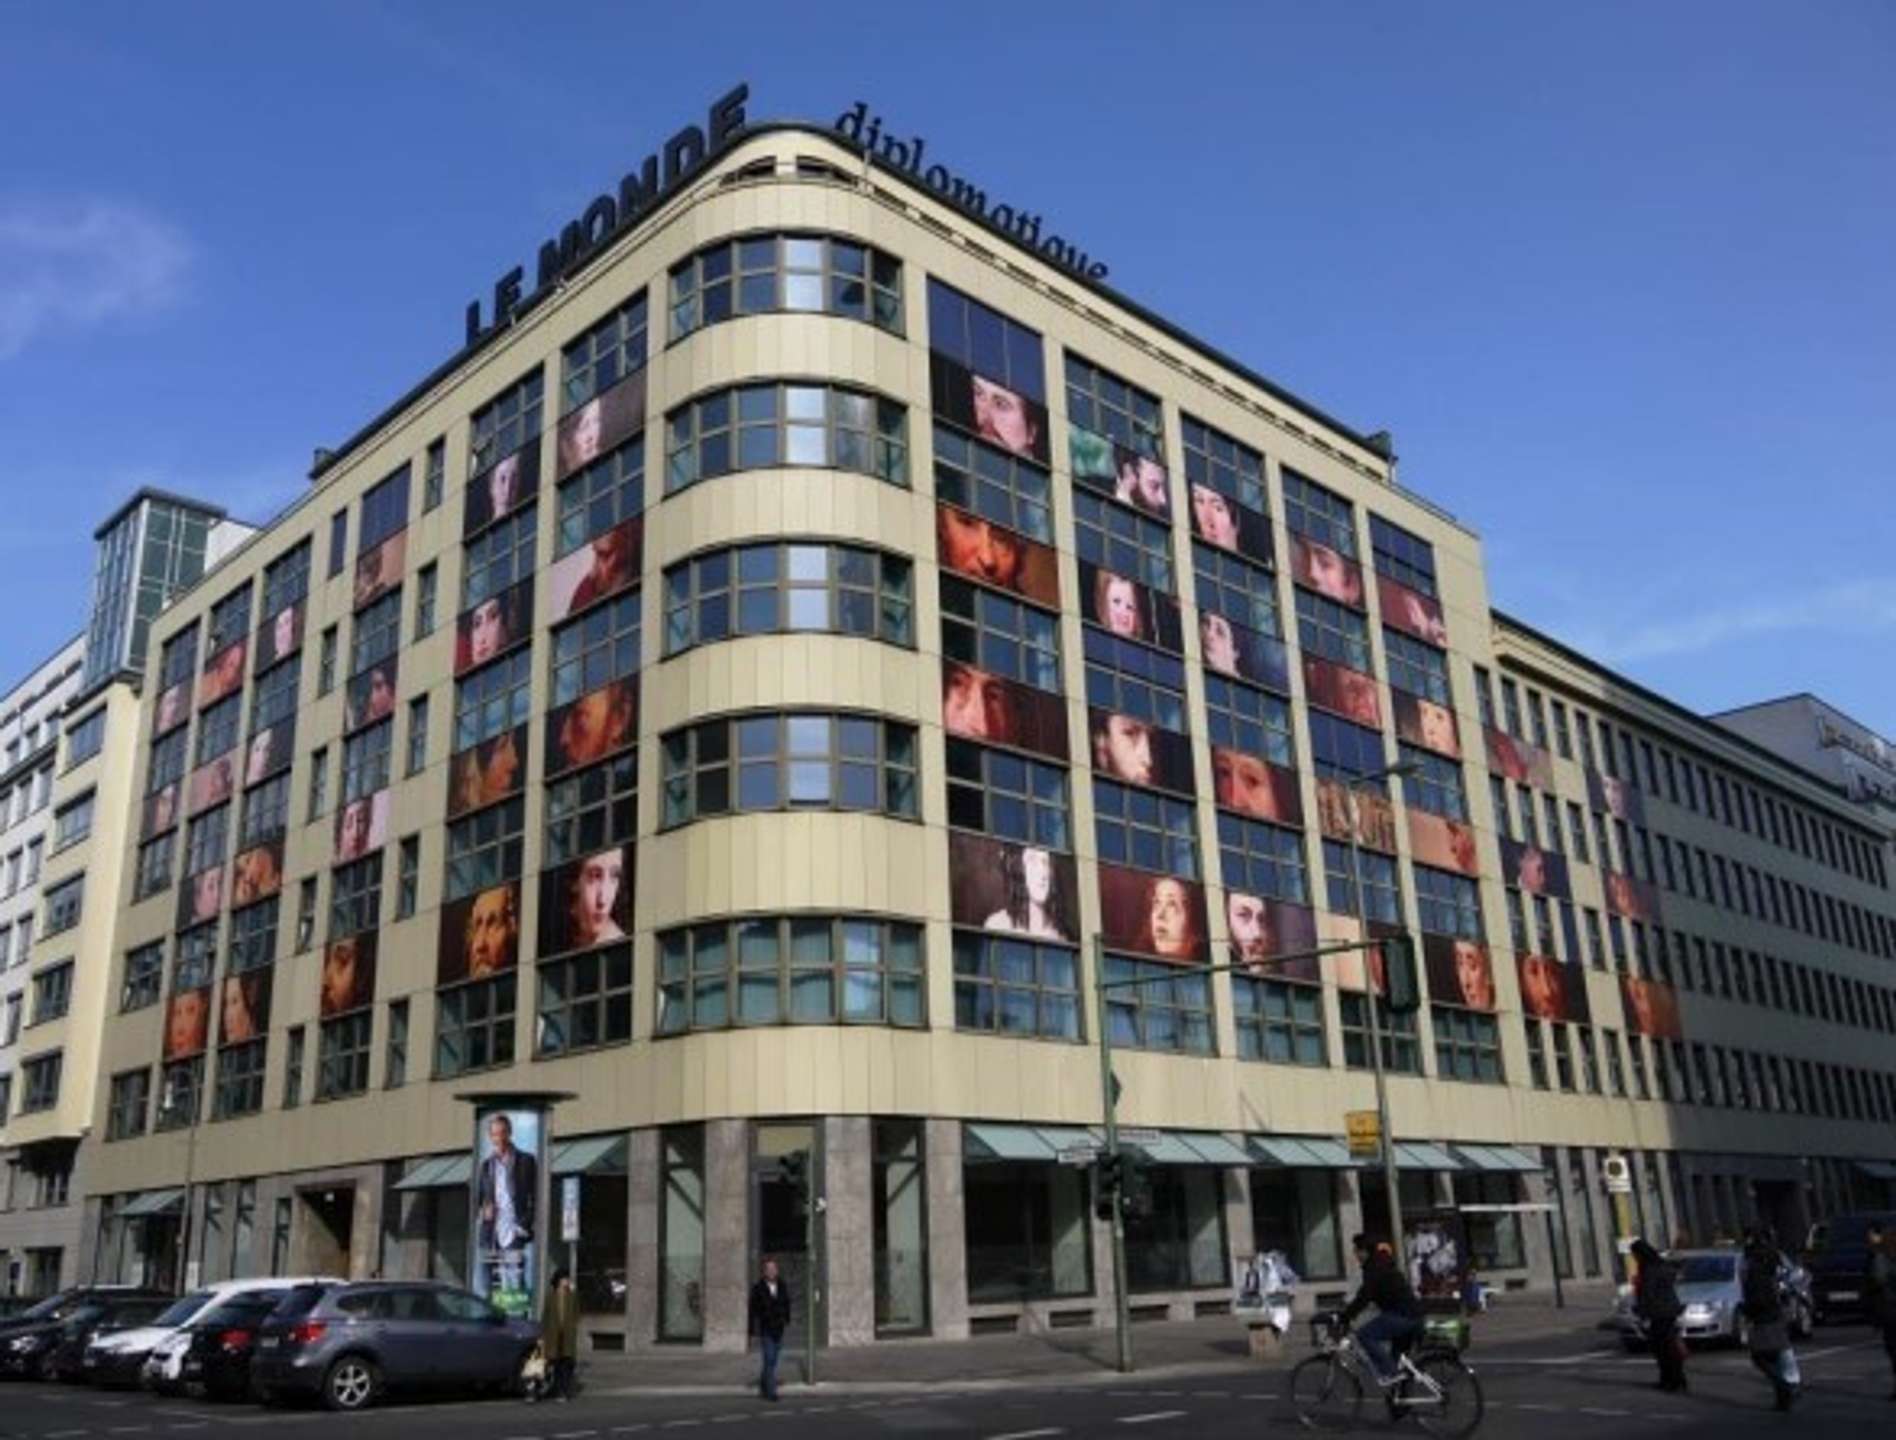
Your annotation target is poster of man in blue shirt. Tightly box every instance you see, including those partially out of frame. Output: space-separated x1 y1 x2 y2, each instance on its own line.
475 1108 541 1316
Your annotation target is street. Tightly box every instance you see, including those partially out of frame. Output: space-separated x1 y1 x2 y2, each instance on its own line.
0 1321 1890 1440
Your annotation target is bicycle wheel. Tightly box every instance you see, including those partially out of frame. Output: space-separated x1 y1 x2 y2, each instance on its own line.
1288 1354 1364 1431
1406 1351 1484 1440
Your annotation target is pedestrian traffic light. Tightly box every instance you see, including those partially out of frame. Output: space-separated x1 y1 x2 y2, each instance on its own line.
1120 1149 1155 1220
778 1150 808 1197
1094 1151 1122 1222
1382 933 1420 1014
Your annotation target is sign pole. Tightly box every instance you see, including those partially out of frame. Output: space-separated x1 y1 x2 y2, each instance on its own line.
1094 935 1133 1375
1347 787 1404 1253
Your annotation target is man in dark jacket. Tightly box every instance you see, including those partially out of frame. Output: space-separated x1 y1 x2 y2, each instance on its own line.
747 1257 793 1402
1630 1239 1686 1393
1341 1233 1423 1382
1864 1223 1896 1399
1740 1230 1799 1410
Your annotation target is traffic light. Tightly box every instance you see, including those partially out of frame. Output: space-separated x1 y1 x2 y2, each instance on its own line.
778 1150 809 1198
1382 933 1420 1014
1120 1149 1154 1220
1094 1151 1122 1222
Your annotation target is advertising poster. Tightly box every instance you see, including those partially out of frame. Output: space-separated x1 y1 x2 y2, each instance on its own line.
155 681 190 737
1423 934 1497 1012
1288 534 1365 609
163 985 211 1061
1391 689 1461 759
1225 890 1319 980
1315 776 1399 853
1098 863 1208 963
1484 726 1555 789
439 882 522 986
253 601 305 674
937 502 1060 607
464 441 542 538
454 578 534 675
1499 836 1571 898
471 1104 545 1318
1188 482 1272 564
1620 974 1684 1040
557 368 646 478
1211 747 1304 826
177 864 224 930
929 353 1049 466
197 640 248 709
333 789 390 862
1517 952 1591 1023
448 724 527 820
1409 809 1481 877
1090 707 1195 795
243 717 295 787
219 970 272 1047
947 831 1078 946
1303 654 1383 729
1377 574 1449 649
1324 912 1398 993
344 657 398 734
545 677 637 778
1586 770 1645 824
142 781 180 839
185 756 234 815
547 516 641 623
1069 424 1171 521
538 846 633 958
1080 562 1183 653
230 839 284 906
319 932 377 1018
352 530 406 612
1198 610 1290 693
1604 870 1663 924
941 660 1069 762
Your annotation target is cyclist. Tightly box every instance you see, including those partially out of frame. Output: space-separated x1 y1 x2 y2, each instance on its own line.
1341 1232 1425 1384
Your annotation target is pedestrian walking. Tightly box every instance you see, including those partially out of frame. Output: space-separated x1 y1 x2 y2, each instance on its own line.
747 1257 792 1403
1629 1239 1687 1393
1867 1222 1896 1400
540 1267 580 1402
1740 1229 1800 1411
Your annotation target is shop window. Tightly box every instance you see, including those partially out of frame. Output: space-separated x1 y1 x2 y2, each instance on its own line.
962 1160 1091 1303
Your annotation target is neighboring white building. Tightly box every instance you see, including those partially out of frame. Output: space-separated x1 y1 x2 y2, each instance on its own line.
1716 695 1896 825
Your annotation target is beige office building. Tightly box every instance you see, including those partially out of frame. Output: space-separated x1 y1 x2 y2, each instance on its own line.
77 116 1896 1349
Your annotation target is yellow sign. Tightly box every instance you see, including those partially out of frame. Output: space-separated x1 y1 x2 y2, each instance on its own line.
1346 1110 1381 1158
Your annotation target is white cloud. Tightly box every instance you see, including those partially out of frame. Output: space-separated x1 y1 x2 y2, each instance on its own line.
0 199 191 359
1556 578 1896 665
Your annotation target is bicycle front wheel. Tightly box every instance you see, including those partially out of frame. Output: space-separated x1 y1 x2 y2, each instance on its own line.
1288 1353 1363 1432
1407 1351 1484 1439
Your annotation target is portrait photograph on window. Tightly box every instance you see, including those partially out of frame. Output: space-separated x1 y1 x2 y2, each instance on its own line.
1586 769 1644 823
948 831 1078 946
1226 889 1319 980
186 755 234 815
1211 746 1303 825
1499 836 1570 898
557 369 646 478
1315 775 1399 852
197 639 247 709
1620 974 1683 1040
344 658 399 734
546 677 637 779
454 579 534 675
1303 654 1383 730
1070 426 1172 522
537 846 633 958
464 441 541 538
940 660 1069 762
253 600 305 673
1484 725 1554 788
333 789 390 863
448 724 527 820
936 502 1059 608
1424 934 1497 1012
1080 562 1182 652
1517 951 1591 1024
1198 609 1289 692
231 839 284 905
163 985 212 1061
1409 809 1481 878
219 969 272 1046
176 863 224 930
548 515 641 623
352 529 406 612
1391 689 1460 759
320 932 377 1018
1377 573 1448 648
1288 533 1365 609
1188 482 1272 564
438 882 522 986
929 353 1049 466
1098 863 1208 963
1090 707 1196 794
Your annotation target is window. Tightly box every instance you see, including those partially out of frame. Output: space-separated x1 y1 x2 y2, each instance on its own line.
555 437 644 558
1368 514 1436 596
1073 491 1173 592
1104 952 1213 1053
359 465 411 552
43 876 82 936
349 589 402 677
550 592 641 706
1413 864 1483 939
121 942 165 1011
670 234 899 337
536 944 634 1055
662 714 918 825
240 772 290 848
665 542 913 654
1281 469 1357 557
397 836 419 919
384 999 409 1088
445 796 524 900
212 1040 266 1119
1324 841 1403 924
327 510 348 578
1340 994 1418 1073
1204 675 1295 765
296 877 317 952
207 582 253 654
657 916 925 1033
434 973 517 1077
941 577 1060 691
133 833 175 902
1194 543 1279 635
453 649 532 752
1233 978 1324 1063
665 382 908 491
64 709 105 768
2 995 17 1044
406 696 429 776
315 1012 371 1100
196 695 241 763
317 624 338 694
1214 815 1305 905
282 1025 304 1108
172 922 217 991
951 932 1079 1039
545 753 638 866
1065 354 1162 459
250 654 300 732
461 505 538 609
340 720 393 803
148 727 189 798
1094 778 1198 878
21 1052 61 1112
1306 711 1385 783
945 740 1069 848
1432 1007 1502 1082
31 962 72 1023
329 853 382 939
927 279 1045 399
931 425 1052 544
563 292 649 410
106 1069 149 1139
307 745 328 820
1084 629 1186 732
1382 629 1450 704
423 437 445 512
1182 415 1266 515
414 563 437 639
1295 589 1371 672
469 367 543 478
227 898 278 974
1400 745 1467 821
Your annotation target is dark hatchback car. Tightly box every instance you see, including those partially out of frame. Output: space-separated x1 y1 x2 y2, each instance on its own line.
0 1293 170 1381
169 1289 295 1400
1806 1211 1896 1322
252 1281 539 1411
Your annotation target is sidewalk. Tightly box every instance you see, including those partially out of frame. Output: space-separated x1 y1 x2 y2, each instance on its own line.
588 1287 1619 1397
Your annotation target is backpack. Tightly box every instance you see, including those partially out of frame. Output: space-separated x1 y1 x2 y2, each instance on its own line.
1641 1262 1682 1323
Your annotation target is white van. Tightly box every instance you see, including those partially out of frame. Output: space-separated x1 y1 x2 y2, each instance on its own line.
81 1276 341 1390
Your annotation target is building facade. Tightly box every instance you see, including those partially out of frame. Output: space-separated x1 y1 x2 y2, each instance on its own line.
1716 695 1896 827
77 120 1896 1346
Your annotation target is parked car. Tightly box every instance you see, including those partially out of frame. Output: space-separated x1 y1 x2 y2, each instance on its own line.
148 1287 295 1400
1 1293 170 1381
0 1287 166 1343
1803 1211 1896 1323
1611 1247 1814 1349
82 1277 338 1389
48 1296 174 1383
251 1281 540 1411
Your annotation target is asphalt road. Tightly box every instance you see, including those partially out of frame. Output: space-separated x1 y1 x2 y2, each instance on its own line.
0 1324 1890 1440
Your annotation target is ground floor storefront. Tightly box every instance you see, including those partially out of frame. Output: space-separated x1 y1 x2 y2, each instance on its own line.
77 1119 1880 1347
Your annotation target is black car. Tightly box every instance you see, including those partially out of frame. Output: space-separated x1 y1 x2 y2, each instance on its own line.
252 1281 539 1411
1805 1211 1896 1322
0 1292 170 1380
48 1296 174 1383
0 1287 164 1341
170 1290 294 1400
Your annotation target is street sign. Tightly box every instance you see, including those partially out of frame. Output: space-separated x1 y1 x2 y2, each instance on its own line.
1058 1145 1102 1166
1116 1127 1161 1146
1346 1110 1381 1158
1602 1154 1632 1194
561 1175 580 1243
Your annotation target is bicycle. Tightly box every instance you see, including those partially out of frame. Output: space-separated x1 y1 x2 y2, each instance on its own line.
1288 1311 1484 1437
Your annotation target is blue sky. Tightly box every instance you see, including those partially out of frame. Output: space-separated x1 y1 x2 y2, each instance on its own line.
1 1 1890 731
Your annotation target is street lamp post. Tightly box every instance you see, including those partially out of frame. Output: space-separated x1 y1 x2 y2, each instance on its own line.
1341 760 1419 1253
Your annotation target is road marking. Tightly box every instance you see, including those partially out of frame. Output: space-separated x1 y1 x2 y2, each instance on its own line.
1579 1407 1631 1417
1116 1413 1187 1427
988 1429 1064 1440
608 1428 650 1435
553 1431 600 1438
1514 1402 1561 1412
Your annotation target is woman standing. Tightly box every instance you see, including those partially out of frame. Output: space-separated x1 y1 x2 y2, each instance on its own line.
1629 1239 1686 1393
540 1268 580 1402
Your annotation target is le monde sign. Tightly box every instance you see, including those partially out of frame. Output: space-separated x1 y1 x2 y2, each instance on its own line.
464 86 1109 344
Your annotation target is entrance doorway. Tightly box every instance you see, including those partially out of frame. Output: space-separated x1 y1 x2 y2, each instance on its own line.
298 1186 355 1276
751 1123 822 1350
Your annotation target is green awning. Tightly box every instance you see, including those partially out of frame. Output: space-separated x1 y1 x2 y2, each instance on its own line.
965 1123 1248 1167
1248 1136 1354 1168
118 1187 185 1218
1856 1160 1896 1182
394 1155 472 1191
1453 1144 1542 1173
1393 1142 1463 1172
1179 1134 1253 1166
553 1135 628 1176
965 1123 1057 1161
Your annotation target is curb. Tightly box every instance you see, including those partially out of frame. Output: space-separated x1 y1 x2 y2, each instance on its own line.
590 1357 1287 1398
